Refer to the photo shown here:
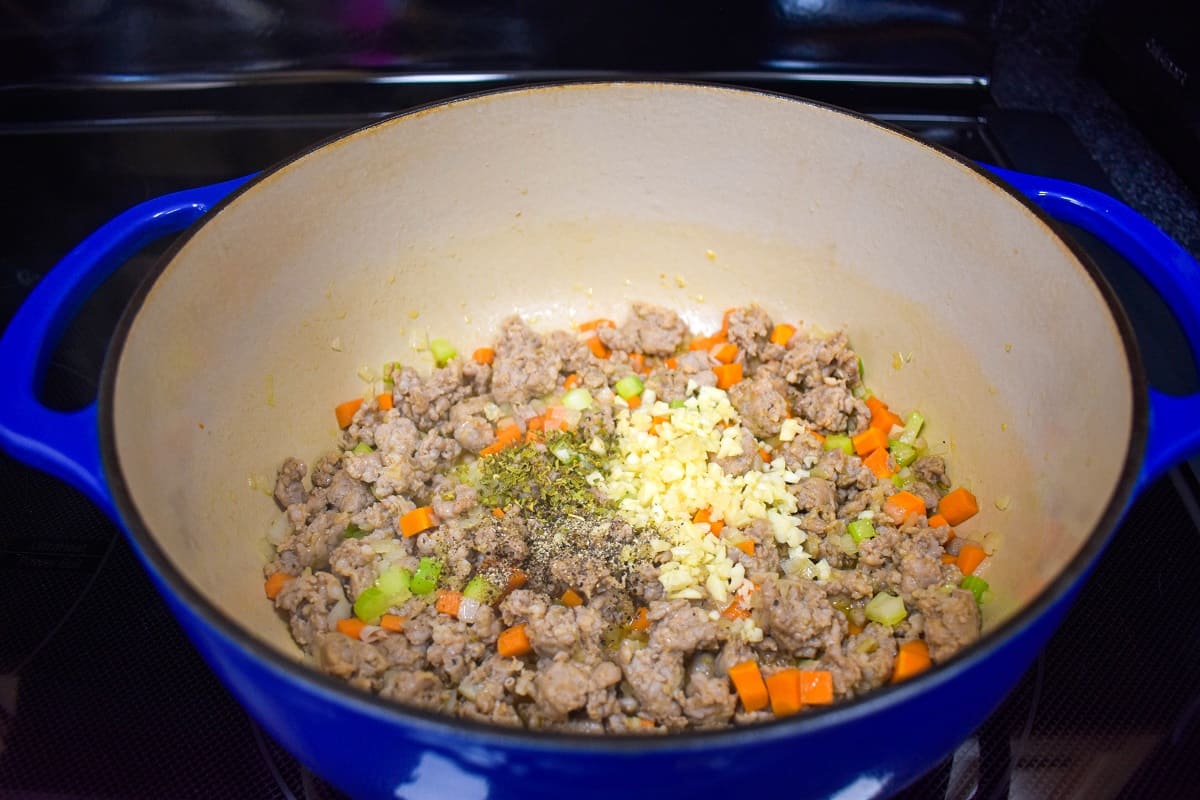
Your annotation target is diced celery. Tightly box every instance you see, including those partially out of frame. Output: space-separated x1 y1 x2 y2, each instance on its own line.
343 523 367 539
410 557 443 595
614 375 645 399
853 383 869 399
960 575 989 605
353 585 391 623
847 519 876 543
429 338 457 367
352 442 375 455
376 566 412 598
561 388 594 410
856 356 865 380
823 434 854 455
891 472 913 489
889 440 918 467
864 592 907 626
669 399 686 408
898 411 925 445
463 574 499 603
382 361 397 387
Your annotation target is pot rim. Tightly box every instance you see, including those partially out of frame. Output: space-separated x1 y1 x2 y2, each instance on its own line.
98 80 1148 752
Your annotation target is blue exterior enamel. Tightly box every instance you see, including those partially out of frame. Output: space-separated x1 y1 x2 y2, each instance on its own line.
0 175 251 518
981 165 1200 492
0 164 1196 798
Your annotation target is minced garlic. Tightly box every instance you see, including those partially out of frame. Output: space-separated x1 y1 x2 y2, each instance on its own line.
596 386 809 628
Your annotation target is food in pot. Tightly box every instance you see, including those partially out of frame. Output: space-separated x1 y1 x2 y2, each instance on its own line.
263 303 989 731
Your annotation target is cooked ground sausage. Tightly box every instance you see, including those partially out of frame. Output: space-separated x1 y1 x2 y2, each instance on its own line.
265 303 986 732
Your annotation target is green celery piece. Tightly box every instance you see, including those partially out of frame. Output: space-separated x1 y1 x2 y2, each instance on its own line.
561 388 594 410
823 434 854 456
847 519 876 543
614 374 645 399
865 591 908 626
352 442 375 455
898 411 925 445
669 399 686 409
429 338 457 367
960 575 989 605
343 523 368 539
376 566 412 598
382 361 397 386
353 585 391 623
891 473 912 489
463 574 498 603
857 356 865 381
889 440 918 467
410 557 443 595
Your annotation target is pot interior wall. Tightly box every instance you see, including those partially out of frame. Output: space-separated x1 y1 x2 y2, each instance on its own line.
111 84 1133 661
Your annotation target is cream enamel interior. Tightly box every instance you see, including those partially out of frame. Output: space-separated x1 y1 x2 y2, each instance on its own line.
111 83 1133 661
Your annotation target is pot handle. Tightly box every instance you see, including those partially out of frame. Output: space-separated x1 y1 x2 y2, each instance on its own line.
0 176 251 519
984 164 1200 491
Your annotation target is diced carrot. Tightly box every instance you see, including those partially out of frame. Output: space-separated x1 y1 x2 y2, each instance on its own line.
692 508 724 536
479 422 522 456
630 606 650 632
721 601 751 621
797 670 834 704
891 640 932 683
563 372 581 390
376 392 394 411
497 624 532 657
648 414 670 435
665 357 679 369
865 396 888 417
870 407 904 434
852 427 889 456
884 491 926 524
526 415 545 432
336 618 366 639
810 431 826 444
713 362 743 389
435 589 463 617
957 543 987 576
400 506 437 538
264 572 292 600
927 513 955 540
585 336 611 359
578 318 615 332
335 397 363 429
712 342 738 364
629 353 647 374
759 447 772 463
769 323 796 347
379 614 405 632
506 569 528 591
472 347 495 365
863 447 893 479
720 308 737 335
939 487 980 526
561 589 584 607
492 507 506 519
689 334 726 351
765 669 804 717
542 405 572 432
626 394 642 410
734 540 756 556
941 553 957 564
728 660 770 712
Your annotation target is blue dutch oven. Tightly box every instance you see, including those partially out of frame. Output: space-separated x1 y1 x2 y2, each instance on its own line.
2 84 1199 799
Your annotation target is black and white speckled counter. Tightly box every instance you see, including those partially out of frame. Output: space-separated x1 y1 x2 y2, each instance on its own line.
991 0 1200 260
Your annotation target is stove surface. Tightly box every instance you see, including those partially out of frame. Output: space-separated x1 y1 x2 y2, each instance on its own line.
1 84 1198 799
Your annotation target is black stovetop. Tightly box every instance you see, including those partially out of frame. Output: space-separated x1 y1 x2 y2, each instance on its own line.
2 78 1200 799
